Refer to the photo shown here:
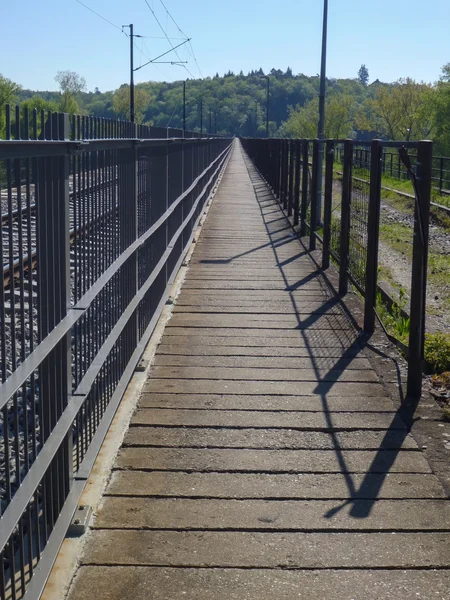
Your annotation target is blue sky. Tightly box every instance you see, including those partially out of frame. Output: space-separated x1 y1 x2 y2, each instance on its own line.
1 0 449 92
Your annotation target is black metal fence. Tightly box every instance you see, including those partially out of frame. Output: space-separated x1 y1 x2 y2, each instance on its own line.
241 137 432 400
0 106 232 599
335 144 449 196
1 104 207 142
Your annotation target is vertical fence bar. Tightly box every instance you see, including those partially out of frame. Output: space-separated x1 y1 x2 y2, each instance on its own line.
300 140 309 236
293 140 301 227
322 140 334 269
407 140 433 399
281 140 286 205
363 139 383 333
287 140 294 217
274 140 280 198
284 139 289 211
60 114 73 495
339 139 352 295
309 140 319 251
133 135 139 344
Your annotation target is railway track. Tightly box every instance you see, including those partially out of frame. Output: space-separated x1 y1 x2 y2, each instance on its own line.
328 167 450 217
2 176 119 288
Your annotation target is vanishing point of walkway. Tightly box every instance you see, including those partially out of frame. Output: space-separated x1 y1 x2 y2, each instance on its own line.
68 142 450 599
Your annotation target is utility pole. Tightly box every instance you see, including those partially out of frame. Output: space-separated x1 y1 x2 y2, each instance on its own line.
123 25 190 125
183 80 186 133
123 24 135 123
316 0 328 222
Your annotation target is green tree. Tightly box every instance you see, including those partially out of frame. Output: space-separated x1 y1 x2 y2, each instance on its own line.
55 70 86 114
358 64 369 87
18 96 59 137
283 93 356 139
112 85 150 123
0 74 21 136
432 63 450 155
20 95 58 115
357 78 433 140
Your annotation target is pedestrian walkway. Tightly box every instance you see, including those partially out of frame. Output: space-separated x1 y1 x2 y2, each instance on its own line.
67 141 450 599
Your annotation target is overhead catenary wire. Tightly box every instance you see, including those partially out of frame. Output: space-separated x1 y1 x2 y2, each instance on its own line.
158 0 189 38
166 102 179 128
142 39 170 78
75 0 125 33
143 0 195 78
158 0 203 78
134 38 191 72
75 0 155 66
187 41 203 78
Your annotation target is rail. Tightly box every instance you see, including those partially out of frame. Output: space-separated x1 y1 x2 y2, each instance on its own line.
241 137 432 402
0 108 232 600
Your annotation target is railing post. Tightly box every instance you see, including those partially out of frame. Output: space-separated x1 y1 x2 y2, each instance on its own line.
293 140 301 227
309 139 319 251
322 140 334 269
275 139 281 198
407 140 433 399
300 140 309 237
288 140 295 217
133 125 139 342
364 139 383 333
60 113 73 493
282 139 288 209
339 139 352 295
36 112 73 526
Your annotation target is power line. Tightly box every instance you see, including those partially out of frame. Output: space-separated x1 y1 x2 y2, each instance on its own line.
142 39 170 78
166 102 179 127
187 41 203 79
142 0 195 78
75 0 125 34
158 0 189 38
75 1 155 66
139 35 186 40
134 38 190 72
158 0 203 79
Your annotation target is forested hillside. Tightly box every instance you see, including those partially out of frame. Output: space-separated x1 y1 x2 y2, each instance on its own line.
1 64 449 155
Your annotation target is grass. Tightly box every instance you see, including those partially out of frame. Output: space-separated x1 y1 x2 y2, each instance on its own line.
379 221 450 314
378 264 399 289
333 162 450 228
379 222 413 257
376 288 410 345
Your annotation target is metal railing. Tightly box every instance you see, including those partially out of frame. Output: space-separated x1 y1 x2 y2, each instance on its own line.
0 107 232 599
335 144 449 196
1 104 208 142
241 137 432 401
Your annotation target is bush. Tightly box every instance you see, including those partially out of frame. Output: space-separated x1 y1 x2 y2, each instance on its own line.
424 333 450 373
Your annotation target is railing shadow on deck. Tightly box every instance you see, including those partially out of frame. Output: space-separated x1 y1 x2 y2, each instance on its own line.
245 157 420 521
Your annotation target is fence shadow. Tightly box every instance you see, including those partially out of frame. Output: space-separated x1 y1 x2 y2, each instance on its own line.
245 154 417 521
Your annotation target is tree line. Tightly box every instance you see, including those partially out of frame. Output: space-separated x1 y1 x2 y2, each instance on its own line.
0 64 449 155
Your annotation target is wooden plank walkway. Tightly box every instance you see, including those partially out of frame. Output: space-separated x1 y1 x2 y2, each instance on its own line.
68 141 450 599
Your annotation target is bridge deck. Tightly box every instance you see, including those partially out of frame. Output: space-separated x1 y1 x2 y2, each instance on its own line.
67 142 450 599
